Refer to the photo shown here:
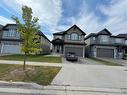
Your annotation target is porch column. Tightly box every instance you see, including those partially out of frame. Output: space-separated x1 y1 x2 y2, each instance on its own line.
83 46 85 58
1 43 4 54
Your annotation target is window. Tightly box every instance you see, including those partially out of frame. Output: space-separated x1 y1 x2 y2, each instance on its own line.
101 35 109 42
125 40 127 45
71 33 80 40
93 37 96 40
116 38 122 43
68 35 70 40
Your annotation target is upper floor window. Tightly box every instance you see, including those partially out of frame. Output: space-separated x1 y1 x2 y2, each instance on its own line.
4 29 19 38
68 35 71 40
125 40 127 45
93 37 96 40
101 35 109 42
116 38 122 43
70 33 80 41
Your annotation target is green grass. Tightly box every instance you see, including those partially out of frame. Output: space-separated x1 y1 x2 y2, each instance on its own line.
89 57 123 66
0 64 61 85
0 54 61 63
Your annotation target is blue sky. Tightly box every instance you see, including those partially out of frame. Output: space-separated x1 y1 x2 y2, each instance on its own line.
0 0 127 40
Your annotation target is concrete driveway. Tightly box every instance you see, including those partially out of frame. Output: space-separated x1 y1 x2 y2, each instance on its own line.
62 57 102 65
52 64 127 89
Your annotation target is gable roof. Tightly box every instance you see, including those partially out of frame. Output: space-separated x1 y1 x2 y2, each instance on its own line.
85 28 112 40
53 25 86 35
97 28 112 35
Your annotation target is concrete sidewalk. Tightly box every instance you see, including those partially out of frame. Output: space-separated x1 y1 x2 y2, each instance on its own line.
0 60 62 67
0 85 126 95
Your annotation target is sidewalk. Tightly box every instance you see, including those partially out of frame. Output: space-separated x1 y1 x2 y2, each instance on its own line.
0 81 126 95
0 60 62 67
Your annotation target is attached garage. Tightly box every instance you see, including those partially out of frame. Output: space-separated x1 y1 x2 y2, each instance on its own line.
2 45 20 54
65 46 84 57
97 48 114 58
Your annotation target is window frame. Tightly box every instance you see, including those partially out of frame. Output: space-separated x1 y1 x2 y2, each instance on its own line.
70 33 81 41
101 35 109 42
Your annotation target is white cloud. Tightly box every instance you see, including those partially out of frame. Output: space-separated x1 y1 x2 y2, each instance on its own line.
68 0 127 35
0 16 15 25
0 0 62 31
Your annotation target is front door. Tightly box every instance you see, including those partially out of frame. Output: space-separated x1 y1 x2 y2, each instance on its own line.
56 45 60 53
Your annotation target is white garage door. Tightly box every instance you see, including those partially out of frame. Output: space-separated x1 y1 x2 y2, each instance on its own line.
2 45 20 54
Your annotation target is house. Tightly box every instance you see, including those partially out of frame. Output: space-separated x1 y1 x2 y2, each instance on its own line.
0 24 51 54
117 33 127 55
52 25 86 57
85 28 127 59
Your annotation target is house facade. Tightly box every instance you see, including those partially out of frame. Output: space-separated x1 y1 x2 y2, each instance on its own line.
52 25 86 57
85 29 127 59
0 24 51 54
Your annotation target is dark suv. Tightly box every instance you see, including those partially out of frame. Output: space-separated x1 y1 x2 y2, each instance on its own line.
66 52 78 61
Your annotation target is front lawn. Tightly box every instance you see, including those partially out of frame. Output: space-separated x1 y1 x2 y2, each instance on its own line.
89 57 123 66
0 54 61 63
0 64 61 85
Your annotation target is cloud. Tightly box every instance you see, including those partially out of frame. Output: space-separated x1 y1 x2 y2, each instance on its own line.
0 0 62 31
0 16 15 25
68 0 127 35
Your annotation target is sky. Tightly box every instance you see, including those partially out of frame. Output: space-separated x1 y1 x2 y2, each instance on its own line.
0 0 127 40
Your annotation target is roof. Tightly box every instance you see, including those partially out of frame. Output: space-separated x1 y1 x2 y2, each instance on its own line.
97 28 112 35
53 31 65 35
38 31 51 42
1 24 17 30
117 34 127 39
53 25 86 35
85 28 112 40
0 24 51 42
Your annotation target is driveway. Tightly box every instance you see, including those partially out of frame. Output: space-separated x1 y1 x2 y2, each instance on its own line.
62 57 102 65
52 64 127 89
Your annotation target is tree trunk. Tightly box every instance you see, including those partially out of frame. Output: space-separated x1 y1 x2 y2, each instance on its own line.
23 52 27 70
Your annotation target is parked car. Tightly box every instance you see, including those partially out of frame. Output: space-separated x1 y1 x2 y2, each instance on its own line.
66 52 78 61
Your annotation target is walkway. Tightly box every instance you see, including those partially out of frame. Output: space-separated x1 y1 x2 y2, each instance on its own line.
0 60 62 67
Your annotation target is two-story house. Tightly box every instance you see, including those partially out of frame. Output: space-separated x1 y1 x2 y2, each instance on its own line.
52 25 86 57
117 33 127 55
0 24 51 54
85 29 127 59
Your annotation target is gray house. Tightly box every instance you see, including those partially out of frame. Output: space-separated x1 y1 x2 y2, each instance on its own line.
52 25 86 57
85 29 127 59
117 33 127 55
0 24 51 54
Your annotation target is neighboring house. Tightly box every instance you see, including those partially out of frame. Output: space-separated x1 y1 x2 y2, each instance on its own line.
117 33 127 55
52 25 86 57
0 24 51 54
85 29 127 59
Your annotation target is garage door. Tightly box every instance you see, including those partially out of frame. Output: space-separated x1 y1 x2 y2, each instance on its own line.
2 45 20 54
65 47 83 57
97 48 114 58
